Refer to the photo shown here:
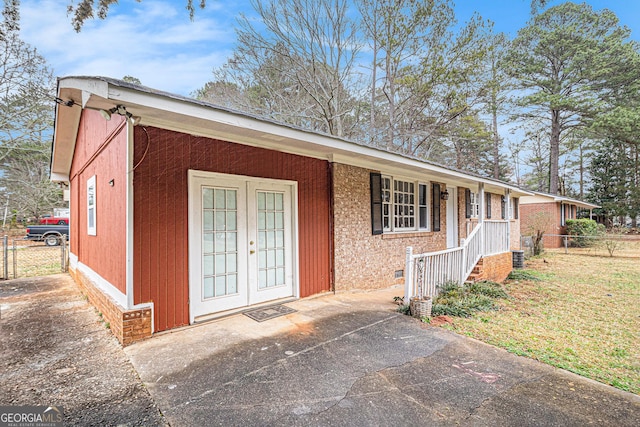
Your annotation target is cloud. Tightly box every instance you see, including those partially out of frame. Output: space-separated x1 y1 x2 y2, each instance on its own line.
19 0 239 95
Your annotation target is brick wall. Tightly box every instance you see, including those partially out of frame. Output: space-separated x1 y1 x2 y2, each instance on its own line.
476 252 513 283
332 163 447 291
520 202 563 248
70 267 152 346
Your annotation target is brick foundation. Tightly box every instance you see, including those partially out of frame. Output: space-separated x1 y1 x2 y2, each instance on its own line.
473 252 513 283
70 267 152 346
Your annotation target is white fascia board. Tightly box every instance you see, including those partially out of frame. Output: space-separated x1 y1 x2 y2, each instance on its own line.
50 172 70 182
524 191 599 209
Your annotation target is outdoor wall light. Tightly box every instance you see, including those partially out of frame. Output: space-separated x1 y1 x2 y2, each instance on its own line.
441 189 449 200
99 105 141 125
109 179 115 187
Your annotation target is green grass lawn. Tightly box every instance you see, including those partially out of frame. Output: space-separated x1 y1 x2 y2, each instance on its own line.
441 251 640 394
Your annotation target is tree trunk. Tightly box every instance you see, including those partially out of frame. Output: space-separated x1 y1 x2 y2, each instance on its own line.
549 109 561 194
492 105 500 179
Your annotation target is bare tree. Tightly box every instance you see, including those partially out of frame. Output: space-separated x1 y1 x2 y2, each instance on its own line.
0 4 62 219
201 0 363 138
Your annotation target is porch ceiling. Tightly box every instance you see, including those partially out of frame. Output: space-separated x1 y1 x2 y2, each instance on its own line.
53 76 531 197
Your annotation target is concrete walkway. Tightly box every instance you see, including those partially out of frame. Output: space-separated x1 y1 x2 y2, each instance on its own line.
126 287 640 426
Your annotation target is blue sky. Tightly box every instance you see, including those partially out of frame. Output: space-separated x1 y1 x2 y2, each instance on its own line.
19 0 640 96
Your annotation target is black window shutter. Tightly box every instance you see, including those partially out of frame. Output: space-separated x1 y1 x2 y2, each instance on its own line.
486 193 492 219
501 195 506 219
432 183 441 232
370 173 383 235
465 188 471 219
514 198 519 219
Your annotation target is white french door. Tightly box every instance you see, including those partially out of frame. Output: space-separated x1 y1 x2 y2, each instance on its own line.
188 171 297 322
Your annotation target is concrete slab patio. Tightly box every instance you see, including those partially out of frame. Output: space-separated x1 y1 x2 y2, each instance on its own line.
126 287 640 426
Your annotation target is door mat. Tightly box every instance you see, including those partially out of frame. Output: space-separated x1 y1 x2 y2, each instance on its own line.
243 305 297 322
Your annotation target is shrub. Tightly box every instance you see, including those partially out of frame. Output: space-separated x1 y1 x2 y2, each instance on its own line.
431 281 508 317
566 219 604 247
507 270 542 281
467 281 509 298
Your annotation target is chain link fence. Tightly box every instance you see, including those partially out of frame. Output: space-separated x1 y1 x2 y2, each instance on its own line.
521 234 640 258
1 236 69 280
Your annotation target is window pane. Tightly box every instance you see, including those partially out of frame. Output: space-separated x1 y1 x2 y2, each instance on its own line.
276 267 285 285
259 249 267 269
204 232 214 253
275 193 283 210
215 276 226 296
216 254 226 274
203 277 214 299
420 207 427 229
204 255 214 276
226 232 237 251
214 189 226 209
215 211 226 230
227 253 237 273
419 184 426 205
203 188 214 209
226 211 236 231
227 274 237 294
226 190 236 210
204 211 214 231
268 268 276 287
259 270 267 289
266 192 275 210
215 232 225 252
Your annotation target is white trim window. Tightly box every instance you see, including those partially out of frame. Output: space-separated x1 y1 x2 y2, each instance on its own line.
469 192 479 218
381 176 429 232
87 175 97 235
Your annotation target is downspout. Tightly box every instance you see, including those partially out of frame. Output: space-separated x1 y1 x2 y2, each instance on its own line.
328 162 335 293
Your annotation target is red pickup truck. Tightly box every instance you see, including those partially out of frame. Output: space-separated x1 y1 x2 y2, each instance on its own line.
39 217 69 225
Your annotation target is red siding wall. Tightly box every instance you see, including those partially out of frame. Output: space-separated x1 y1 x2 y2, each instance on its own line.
69 111 127 293
132 127 332 332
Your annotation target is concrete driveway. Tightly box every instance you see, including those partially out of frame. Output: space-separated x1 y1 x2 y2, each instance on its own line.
126 287 640 426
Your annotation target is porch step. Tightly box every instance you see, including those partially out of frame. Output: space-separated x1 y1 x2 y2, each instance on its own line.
466 257 485 283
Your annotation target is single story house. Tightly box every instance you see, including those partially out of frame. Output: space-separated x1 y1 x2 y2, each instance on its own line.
51 76 530 345
520 191 600 248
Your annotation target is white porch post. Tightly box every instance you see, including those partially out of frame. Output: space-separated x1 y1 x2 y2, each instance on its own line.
405 246 413 303
478 183 485 255
505 189 511 250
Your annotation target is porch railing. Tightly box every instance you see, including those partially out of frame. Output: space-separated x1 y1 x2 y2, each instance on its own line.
404 220 510 301
483 220 510 256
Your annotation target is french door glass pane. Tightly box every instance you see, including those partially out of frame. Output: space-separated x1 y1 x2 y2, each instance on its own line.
257 191 286 289
202 187 239 299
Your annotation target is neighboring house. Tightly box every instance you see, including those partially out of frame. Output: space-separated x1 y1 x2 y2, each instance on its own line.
520 192 600 248
51 76 530 345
